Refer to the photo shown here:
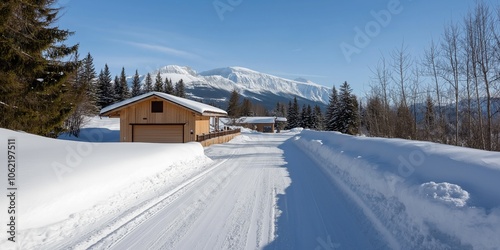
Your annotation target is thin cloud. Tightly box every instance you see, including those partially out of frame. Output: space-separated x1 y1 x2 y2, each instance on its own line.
125 41 201 60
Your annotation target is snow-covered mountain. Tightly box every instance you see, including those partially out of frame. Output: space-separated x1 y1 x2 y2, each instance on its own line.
143 65 331 110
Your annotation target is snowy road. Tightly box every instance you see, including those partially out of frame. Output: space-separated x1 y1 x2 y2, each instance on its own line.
81 132 389 250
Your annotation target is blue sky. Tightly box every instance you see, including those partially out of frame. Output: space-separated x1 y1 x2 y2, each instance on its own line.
57 0 498 96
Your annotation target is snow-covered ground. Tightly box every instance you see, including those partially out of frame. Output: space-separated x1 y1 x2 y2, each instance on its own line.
1 119 500 249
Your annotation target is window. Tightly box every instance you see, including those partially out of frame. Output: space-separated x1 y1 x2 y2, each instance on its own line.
151 101 163 113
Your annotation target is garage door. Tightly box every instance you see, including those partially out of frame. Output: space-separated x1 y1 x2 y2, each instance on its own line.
133 125 184 143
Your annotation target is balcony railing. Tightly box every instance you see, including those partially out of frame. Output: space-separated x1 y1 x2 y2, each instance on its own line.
196 128 241 142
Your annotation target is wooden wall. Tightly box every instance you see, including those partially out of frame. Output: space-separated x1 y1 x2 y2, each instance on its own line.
116 96 212 142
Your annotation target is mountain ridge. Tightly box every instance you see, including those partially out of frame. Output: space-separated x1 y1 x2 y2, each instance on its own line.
137 65 332 110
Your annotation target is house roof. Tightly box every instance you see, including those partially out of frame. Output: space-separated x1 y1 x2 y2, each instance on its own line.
237 116 287 124
100 92 228 117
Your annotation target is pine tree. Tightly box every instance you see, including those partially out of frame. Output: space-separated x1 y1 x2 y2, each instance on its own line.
143 73 153 93
227 89 241 118
154 71 163 92
131 70 142 97
300 104 308 128
97 64 114 108
164 78 174 94
326 86 340 131
81 53 98 112
64 52 99 137
306 104 314 128
119 67 129 100
424 95 435 139
337 81 359 135
241 98 253 116
0 0 80 135
286 97 300 129
175 79 186 97
113 75 121 103
313 105 324 130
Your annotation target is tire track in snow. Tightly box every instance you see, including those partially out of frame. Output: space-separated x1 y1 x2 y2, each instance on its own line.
71 158 230 250
294 138 401 249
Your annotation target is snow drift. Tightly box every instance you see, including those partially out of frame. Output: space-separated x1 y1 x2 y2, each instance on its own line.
0 127 212 248
293 130 500 249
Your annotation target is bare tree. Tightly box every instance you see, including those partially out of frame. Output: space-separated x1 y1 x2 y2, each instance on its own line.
441 22 461 145
423 40 445 141
391 42 413 108
475 2 495 150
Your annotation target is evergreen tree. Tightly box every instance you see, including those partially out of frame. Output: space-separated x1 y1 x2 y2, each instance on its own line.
227 89 241 118
131 70 142 97
337 81 359 135
143 73 153 93
154 71 163 92
97 64 114 108
113 75 121 102
424 95 435 139
164 78 174 94
300 104 308 128
0 0 80 135
313 105 324 130
326 86 340 131
306 104 314 128
175 79 186 97
395 103 414 139
119 67 129 100
241 98 253 116
64 52 99 137
286 97 300 129
81 53 98 112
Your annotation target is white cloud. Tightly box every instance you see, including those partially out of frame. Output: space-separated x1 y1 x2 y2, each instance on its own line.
125 41 200 60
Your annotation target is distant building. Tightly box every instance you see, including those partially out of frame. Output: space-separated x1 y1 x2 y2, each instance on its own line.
236 117 287 133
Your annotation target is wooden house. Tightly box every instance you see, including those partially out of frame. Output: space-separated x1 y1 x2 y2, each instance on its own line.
235 117 287 133
100 92 228 143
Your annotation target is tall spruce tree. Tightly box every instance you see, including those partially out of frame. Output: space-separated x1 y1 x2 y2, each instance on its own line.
300 104 308 128
113 75 121 103
143 73 153 93
97 64 114 108
81 53 98 112
175 79 186 97
164 78 174 94
154 71 163 92
0 0 80 135
119 67 129 100
326 86 340 131
337 81 359 135
241 98 253 116
286 97 300 129
227 89 241 118
313 105 324 130
64 52 99 137
131 70 141 97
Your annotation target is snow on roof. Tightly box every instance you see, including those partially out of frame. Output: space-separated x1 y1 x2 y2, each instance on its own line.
100 92 227 116
237 116 287 124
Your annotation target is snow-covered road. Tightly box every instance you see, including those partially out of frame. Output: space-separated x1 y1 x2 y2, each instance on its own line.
85 132 388 250
3 125 498 249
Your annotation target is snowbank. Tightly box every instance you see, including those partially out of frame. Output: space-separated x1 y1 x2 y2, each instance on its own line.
58 116 120 142
0 128 211 247
293 130 500 249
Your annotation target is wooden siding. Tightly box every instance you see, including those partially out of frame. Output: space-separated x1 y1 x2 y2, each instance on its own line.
195 116 210 136
119 96 197 142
